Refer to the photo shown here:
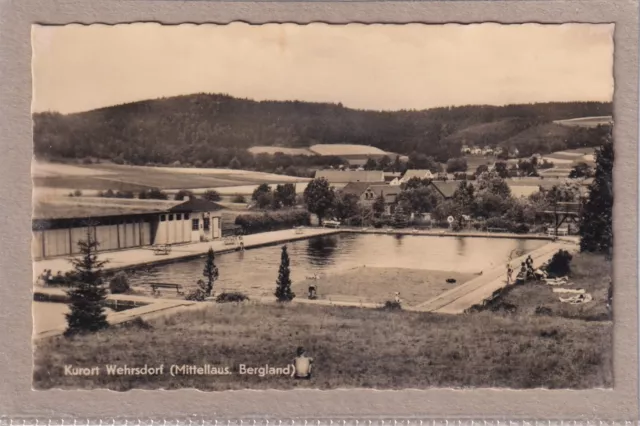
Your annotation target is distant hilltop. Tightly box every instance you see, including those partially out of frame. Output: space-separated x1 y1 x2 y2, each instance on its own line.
33 93 612 168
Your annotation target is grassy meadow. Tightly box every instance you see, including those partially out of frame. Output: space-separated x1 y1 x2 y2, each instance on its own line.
33 254 612 391
32 161 305 192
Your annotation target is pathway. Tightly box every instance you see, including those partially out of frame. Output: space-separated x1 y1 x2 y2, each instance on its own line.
33 227 341 276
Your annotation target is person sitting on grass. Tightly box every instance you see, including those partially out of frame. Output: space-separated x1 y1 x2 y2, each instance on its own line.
294 347 314 380
394 292 401 304
516 262 527 284
308 284 317 300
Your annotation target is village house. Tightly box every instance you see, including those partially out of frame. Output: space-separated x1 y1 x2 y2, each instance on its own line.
314 169 385 184
400 169 435 183
32 196 223 260
341 182 403 215
460 145 472 154
471 147 483 155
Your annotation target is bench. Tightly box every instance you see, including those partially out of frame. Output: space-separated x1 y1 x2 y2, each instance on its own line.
149 283 184 295
294 227 305 235
223 237 237 246
152 244 172 255
547 228 569 237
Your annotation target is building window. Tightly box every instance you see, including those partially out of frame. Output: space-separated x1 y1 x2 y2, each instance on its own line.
176 213 182 220
168 214 174 221
184 213 190 220
203 217 210 231
160 215 166 222
192 219 199 231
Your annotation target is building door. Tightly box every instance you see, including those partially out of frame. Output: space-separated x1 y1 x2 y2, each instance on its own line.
191 218 200 242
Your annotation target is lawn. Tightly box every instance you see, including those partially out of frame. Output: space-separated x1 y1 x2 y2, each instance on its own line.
34 253 612 391
292 267 476 306
482 253 611 322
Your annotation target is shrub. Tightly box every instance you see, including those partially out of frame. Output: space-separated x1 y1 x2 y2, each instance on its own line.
234 210 310 235
381 301 402 311
546 249 573 277
216 291 250 303
512 223 530 234
73 189 82 197
203 190 222 202
232 194 247 203
108 272 130 294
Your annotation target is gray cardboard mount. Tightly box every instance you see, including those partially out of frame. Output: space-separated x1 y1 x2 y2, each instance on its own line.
0 0 637 422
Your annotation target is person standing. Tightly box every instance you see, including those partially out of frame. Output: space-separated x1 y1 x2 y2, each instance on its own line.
506 264 514 285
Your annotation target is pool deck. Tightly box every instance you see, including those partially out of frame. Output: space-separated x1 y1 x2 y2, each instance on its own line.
33 227 342 276
33 287 198 339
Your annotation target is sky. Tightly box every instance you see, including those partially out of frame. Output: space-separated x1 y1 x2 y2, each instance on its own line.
31 22 614 114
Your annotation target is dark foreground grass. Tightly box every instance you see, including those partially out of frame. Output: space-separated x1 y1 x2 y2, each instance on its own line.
34 301 612 391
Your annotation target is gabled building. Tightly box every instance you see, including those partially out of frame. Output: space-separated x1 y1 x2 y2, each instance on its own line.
340 182 403 215
400 169 435 183
32 196 223 260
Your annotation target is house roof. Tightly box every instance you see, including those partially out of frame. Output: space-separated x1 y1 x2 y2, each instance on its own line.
365 184 403 198
169 198 224 213
401 169 434 181
340 182 372 197
429 181 462 198
314 169 385 183
33 196 222 221
33 197 181 220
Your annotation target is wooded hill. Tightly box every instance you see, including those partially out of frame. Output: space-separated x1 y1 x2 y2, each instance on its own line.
33 93 612 168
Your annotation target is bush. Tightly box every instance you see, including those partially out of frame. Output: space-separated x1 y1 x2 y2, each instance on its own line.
232 194 246 203
380 301 402 311
73 189 82 197
203 190 222 202
185 288 207 301
234 210 310 235
546 249 573 277
485 216 510 230
215 292 250 303
512 223 530 234
108 272 130 294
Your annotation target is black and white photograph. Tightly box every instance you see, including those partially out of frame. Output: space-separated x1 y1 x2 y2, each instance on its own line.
31 22 614 391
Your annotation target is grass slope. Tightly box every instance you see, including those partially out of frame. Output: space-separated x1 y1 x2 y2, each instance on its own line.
33 255 612 391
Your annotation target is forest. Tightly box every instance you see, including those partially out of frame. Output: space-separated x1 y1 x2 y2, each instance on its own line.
33 93 612 170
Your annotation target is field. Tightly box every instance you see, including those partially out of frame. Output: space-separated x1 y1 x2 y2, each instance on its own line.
33 254 611 391
308 144 388 156
248 146 315 156
32 161 306 192
553 116 613 128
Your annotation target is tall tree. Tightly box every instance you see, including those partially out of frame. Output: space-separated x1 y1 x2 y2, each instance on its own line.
364 158 378 171
65 226 109 336
203 189 222 202
274 245 295 302
202 247 219 297
372 193 386 217
303 178 335 225
332 192 360 223
274 183 297 208
579 137 613 255
252 183 273 209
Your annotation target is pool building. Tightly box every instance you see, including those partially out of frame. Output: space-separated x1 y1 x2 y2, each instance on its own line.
32 196 223 260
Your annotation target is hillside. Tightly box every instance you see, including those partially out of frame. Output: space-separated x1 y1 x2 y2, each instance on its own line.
33 93 612 168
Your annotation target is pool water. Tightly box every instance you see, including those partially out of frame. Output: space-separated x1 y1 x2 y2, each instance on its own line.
127 234 548 296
